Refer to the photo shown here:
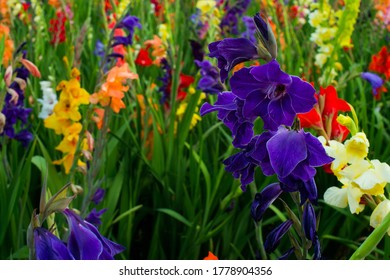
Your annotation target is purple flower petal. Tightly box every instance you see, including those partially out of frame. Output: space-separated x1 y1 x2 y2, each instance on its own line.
288 76 316 114
209 38 259 82
34 227 74 260
304 131 333 167
64 209 103 260
266 128 307 178
250 60 292 86
230 67 265 99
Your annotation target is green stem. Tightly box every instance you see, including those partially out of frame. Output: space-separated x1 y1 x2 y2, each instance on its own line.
350 211 390 260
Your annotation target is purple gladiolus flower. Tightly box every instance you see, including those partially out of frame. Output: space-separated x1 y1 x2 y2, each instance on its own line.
361 72 385 97
34 227 74 260
200 91 255 147
223 149 256 191
241 16 257 44
264 220 293 253
251 183 283 222
86 208 107 227
1 65 33 146
63 209 125 260
112 15 141 47
209 38 259 82
220 0 251 35
195 60 224 94
190 40 205 62
92 188 105 205
250 127 333 202
230 59 316 130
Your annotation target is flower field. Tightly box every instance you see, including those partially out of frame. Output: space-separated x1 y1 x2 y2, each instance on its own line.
1 0 390 260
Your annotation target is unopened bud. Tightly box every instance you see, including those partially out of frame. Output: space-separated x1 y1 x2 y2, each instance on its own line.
70 184 83 195
254 13 278 61
7 88 19 104
4 66 13 87
14 77 27 91
20 58 41 78
0 113 6 134
337 114 357 136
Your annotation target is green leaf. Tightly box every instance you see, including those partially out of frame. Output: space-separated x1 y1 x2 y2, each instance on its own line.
157 208 192 227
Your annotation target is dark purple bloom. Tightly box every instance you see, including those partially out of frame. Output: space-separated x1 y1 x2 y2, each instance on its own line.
361 72 385 97
250 127 333 202
86 208 107 227
220 0 251 35
209 38 259 82
63 209 125 260
302 202 316 242
91 188 105 205
190 40 205 62
94 40 105 57
223 148 256 191
195 60 224 94
159 58 172 103
112 15 141 47
264 220 293 253
34 227 74 260
1 65 34 146
200 91 254 147
251 183 283 222
230 59 316 130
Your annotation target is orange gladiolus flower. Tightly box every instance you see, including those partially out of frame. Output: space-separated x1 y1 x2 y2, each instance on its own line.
0 24 14 66
203 251 218 260
90 63 138 116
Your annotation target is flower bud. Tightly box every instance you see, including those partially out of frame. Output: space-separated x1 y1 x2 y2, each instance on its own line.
254 13 277 61
0 113 6 134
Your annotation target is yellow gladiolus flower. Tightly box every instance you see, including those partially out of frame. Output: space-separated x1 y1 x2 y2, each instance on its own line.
344 132 369 163
370 200 390 236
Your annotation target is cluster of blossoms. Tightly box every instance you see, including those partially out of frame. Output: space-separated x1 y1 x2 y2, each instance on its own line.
191 0 223 40
321 128 390 235
308 0 360 85
90 62 138 128
135 35 167 67
220 0 251 35
49 9 68 45
0 23 14 66
374 0 390 31
201 13 333 259
38 81 57 119
29 184 124 260
44 68 90 173
1 50 40 146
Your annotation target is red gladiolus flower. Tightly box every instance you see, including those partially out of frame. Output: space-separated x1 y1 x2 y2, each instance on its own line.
177 73 195 101
135 48 153 66
369 46 390 80
298 85 350 141
49 11 67 45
